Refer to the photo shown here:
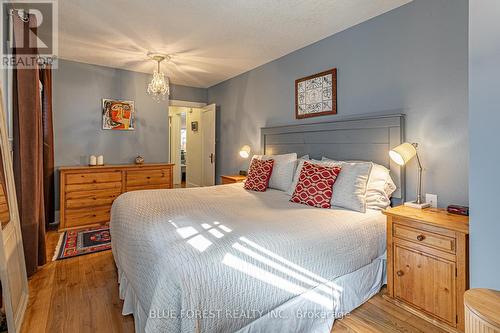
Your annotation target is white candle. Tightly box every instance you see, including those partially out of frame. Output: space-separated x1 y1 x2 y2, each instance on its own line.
97 155 104 166
89 155 97 166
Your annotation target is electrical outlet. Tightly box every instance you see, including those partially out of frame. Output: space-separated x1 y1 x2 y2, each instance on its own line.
426 193 438 208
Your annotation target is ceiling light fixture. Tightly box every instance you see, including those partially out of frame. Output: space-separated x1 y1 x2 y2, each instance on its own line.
147 52 170 102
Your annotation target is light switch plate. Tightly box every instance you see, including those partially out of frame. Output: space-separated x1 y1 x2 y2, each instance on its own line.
426 193 438 208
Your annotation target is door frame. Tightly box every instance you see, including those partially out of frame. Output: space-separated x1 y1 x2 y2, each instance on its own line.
201 104 216 186
169 99 206 108
168 100 207 187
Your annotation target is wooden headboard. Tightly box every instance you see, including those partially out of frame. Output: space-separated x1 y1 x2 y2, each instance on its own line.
261 114 405 202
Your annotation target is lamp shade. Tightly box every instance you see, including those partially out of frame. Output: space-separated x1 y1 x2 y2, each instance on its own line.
389 142 417 166
239 145 251 159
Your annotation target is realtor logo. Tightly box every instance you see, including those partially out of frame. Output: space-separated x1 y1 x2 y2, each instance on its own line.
1 0 58 68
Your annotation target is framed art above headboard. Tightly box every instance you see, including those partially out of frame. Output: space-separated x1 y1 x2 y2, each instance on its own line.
261 114 405 203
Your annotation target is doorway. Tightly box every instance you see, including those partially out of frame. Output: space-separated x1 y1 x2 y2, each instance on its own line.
169 103 216 188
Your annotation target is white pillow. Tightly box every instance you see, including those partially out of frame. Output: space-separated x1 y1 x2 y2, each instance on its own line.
320 158 372 212
253 153 297 191
286 155 313 195
365 163 397 210
322 158 397 210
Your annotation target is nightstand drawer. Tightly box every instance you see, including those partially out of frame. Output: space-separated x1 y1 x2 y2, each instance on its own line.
393 223 456 254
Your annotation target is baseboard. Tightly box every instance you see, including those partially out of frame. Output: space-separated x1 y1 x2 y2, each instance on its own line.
382 295 461 333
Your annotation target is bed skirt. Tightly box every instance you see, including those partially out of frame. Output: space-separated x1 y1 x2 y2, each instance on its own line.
117 253 387 333
118 266 149 333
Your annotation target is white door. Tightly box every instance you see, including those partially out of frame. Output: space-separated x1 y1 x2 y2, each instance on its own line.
201 104 216 186
169 113 182 185
0 89 29 333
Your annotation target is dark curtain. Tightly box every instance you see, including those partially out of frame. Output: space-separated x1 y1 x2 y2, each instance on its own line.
40 67 54 226
12 13 47 276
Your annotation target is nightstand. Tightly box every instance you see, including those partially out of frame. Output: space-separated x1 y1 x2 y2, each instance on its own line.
220 175 246 185
383 206 469 333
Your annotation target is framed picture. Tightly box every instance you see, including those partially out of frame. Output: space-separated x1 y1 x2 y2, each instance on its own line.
191 121 198 132
295 68 337 119
102 99 135 130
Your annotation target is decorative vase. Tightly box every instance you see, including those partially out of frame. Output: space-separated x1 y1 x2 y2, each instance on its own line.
135 155 144 165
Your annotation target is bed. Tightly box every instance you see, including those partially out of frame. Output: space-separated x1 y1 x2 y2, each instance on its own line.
111 114 405 333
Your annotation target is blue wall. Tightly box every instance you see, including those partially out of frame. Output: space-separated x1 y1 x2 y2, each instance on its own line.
53 59 207 209
469 0 500 289
208 0 469 208
54 59 207 167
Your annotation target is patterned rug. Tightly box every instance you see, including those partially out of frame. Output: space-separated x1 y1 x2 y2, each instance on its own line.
53 225 111 260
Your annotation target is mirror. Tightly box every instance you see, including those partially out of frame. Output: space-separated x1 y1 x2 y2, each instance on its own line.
0 149 10 227
0 88 29 332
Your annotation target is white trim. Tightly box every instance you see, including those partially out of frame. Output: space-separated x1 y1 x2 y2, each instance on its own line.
169 99 207 108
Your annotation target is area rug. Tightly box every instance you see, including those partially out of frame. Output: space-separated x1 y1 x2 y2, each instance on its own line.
53 225 111 260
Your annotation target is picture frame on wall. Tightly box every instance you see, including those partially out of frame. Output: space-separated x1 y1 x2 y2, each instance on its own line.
295 68 337 119
102 98 135 130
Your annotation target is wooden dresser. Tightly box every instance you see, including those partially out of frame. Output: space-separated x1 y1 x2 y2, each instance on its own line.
59 163 173 230
383 206 469 332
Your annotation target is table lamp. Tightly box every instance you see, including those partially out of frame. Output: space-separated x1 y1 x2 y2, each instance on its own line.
239 145 251 159
238 145 251 175
389 142 430 209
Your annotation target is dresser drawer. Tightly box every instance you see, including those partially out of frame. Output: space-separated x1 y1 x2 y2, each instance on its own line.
65 189 121 209
65 181 122 193
393 223 456 253
126 169 171 187
126 184 169 192
64 206 111 228
66 171 122 185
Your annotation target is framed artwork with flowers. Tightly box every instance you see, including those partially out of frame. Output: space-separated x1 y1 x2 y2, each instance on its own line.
295 68 337 119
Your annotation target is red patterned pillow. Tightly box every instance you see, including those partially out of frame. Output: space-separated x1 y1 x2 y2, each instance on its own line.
290 161 341 208
244 159 275 192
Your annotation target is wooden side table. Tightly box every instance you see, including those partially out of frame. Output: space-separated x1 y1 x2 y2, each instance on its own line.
464 289 500 333
383 206 469 332
220 175 246 185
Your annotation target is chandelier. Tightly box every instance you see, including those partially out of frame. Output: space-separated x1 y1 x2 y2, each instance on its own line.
147 53 170 102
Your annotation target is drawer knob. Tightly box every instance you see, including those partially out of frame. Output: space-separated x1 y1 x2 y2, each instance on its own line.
396 270 404 277
416 235 425 241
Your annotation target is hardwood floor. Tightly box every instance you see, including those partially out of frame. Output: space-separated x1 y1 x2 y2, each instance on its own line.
331 294 448 333
21 231 134 333
21 231 448 333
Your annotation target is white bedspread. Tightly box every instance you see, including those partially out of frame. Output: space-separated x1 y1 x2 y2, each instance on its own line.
110 183 386 333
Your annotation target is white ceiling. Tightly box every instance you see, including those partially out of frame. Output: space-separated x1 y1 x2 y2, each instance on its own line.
58 0 412 88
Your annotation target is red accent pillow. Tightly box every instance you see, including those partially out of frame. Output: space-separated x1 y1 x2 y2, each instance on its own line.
290 161 341 208
244 159 275 192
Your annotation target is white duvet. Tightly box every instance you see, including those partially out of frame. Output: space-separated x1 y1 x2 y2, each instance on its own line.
110 183 386 333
